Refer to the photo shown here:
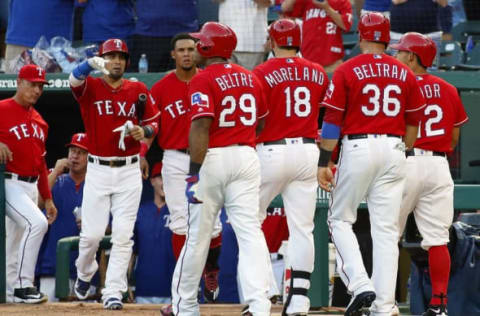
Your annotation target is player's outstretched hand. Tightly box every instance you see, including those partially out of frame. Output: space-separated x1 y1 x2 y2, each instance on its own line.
185 174 202 204
318 166 335 192
87 56 110 75
44 198 58 224
0 142 13 164
129 125 145 141
140 157 149 180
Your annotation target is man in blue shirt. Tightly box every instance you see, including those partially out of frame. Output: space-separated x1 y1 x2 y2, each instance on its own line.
35 133 88 301
4 0 75 73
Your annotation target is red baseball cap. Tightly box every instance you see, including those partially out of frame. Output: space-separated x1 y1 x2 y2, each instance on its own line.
66 133 88 151
18 64 48 84
151 162 163 178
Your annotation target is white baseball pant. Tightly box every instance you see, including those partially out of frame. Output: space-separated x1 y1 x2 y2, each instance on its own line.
171 146 271 316
76 155 142 301
5 178 48 290
257 138 319 314
328 135 406 316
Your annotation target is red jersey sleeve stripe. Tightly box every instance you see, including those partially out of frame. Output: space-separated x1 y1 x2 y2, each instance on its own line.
258 110 269 119
191 112 215 120
405 103 426 112
454 117 469 126
322 102 345 112
142 111 160 122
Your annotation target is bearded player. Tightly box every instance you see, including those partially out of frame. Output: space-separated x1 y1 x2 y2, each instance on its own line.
170 22 272 316
253 19 329 316
69 38 159 310
147 34 223 312
393 32 469 316
317 13 426 316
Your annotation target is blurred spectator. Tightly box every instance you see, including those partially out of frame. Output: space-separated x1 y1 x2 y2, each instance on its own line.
133 163 176 304
4 0 75 73
35 133 88 302
463 0 480 21
81 0 135 45
128 0 199 72
215 0 272 70
449 0 466 27
390 0 453 42
353 0 390 19
281 0 353 72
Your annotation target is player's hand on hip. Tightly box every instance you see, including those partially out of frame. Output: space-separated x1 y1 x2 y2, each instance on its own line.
318 166 335 192
44 199 58 224
140 157 149 180
186 174 202 204
129 125 145 141
0 142 13 164
87 56 110 75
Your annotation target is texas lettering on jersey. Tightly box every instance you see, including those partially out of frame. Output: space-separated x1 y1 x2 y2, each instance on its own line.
188 63 267 148
414 74 469 152
254 57 329 142
150 71 196 150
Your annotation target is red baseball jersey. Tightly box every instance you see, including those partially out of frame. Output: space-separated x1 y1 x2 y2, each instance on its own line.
262 207 289 253
414 74 469 153
150 70 199 150
188 63 268 148
254 57 329 143
71 77 160 157
0 98 48 176
285 0 352 66
322 54 426 135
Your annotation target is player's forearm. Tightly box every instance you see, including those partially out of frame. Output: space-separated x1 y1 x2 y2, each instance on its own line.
324 6 347 31
188 118 212 172
70 60 94 86
451 127 460 150
404 124 418 149
281 0 296 12
256 118 266 136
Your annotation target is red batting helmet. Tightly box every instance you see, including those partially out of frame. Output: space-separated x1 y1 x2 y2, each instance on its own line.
99 38 130 64
189 22 237 59
358 12 390 45
269 19 301 48
390 32 437 67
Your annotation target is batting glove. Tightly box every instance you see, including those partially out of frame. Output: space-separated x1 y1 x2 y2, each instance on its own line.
87 56 110 75
112 120 134 151
185 174 202 204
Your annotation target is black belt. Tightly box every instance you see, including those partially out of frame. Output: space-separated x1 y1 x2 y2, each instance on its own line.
406 150 446 157
263 137 316 145
347 134 401 140
88 156 138 167
176 148 190 154
4 173 38 183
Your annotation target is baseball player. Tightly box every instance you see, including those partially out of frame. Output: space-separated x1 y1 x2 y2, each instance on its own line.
36 133 88 301
281 0 353 72
69 38 160 310
317 13 426 316
0 64 57 303
148 33 223 309
170 22 272 316
392 32 469 316
253 19 329 316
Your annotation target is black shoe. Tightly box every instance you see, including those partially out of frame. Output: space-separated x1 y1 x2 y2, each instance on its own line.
103 297 123 310
13 287 48 304
345 291 376 316
74 278 90 300
423 305 448 316
241 305 252 316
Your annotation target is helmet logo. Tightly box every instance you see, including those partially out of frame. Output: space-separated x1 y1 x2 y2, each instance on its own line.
114 39 123 49
287 36 292 46
374 31 381 41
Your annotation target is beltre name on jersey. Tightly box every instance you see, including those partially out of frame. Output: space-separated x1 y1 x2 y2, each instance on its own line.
263 63 326 88
215 71 254 91
353 61 408 82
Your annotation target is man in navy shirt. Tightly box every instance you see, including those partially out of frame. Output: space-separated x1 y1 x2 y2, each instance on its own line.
133 163 176 304
35 133 88 301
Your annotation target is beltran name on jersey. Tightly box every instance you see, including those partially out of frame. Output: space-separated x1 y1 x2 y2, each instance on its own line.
263 64 325 88
353 62 408 82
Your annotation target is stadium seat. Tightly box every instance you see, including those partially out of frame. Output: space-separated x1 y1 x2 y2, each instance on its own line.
344 43 361 60
458 44 480 70
437 40 464 70
451 21 480 45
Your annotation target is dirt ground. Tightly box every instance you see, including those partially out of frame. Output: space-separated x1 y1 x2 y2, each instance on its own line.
0 303 347 316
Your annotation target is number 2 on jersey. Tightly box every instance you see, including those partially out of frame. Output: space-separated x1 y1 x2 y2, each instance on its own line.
219 94 256 127
419 104 445 137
